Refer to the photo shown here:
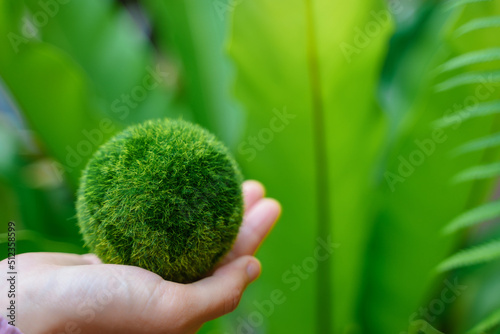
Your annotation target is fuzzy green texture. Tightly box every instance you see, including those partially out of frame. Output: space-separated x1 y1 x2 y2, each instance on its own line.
76 119 243 283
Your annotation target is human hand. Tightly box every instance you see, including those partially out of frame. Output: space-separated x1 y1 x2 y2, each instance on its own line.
0 180 281 334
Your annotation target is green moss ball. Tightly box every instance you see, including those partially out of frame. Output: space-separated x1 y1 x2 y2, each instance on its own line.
76 119 243 283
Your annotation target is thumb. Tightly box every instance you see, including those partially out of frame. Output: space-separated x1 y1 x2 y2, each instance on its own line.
189 256 261 322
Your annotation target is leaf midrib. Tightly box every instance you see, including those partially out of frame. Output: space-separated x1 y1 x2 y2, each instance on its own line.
305 0 332 332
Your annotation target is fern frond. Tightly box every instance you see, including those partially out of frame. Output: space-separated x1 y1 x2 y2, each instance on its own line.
453 133 500 156
455 16 500 37
443 0 492 11
443 201 500 234
433 101 500 128
453 162 500 183
435 70 500 92
436 4 500 326
438 239 500 272
466 308 500 334
438 48 500 73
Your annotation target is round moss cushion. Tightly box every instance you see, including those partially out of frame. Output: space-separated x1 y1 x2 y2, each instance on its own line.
76 119 243 283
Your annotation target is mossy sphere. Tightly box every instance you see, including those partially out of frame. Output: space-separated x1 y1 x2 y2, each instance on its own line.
76 119 243 283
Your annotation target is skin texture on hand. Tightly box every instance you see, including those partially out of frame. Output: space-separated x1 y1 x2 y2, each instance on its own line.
0 180 281 334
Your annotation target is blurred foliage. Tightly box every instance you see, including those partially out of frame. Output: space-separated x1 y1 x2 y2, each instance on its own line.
1 0 500 333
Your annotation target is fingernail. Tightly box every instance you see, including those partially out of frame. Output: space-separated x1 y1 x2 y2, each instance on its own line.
246 260 261 282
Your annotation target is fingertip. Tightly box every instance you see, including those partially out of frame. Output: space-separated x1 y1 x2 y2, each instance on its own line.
263 198 282 217
243 180 266 210
251 198 282 224
214 255 261 282
246 257 261 282
243 180 265 195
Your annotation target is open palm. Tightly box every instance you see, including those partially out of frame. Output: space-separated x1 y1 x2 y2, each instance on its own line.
0 181 280 334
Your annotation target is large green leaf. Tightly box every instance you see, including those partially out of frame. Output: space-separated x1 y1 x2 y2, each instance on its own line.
0 84 83 254
21 0 174 126
0 0 179 187
0 0 110 186
0 43 104 186
228 0 391 332
140 0 244 148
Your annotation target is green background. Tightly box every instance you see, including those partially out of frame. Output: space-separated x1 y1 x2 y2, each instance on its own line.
1 0 500 333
